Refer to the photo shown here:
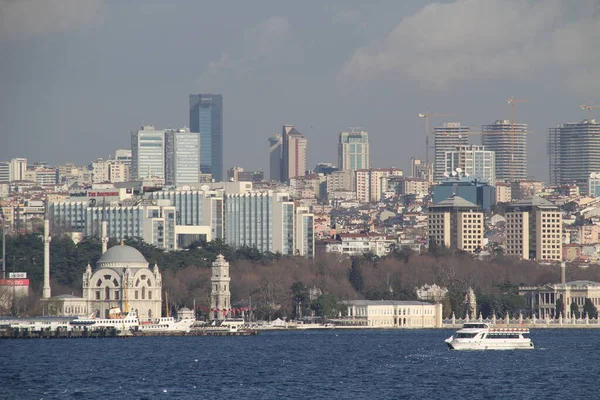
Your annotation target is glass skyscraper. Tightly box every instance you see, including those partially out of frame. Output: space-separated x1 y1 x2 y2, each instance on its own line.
189 94 223 182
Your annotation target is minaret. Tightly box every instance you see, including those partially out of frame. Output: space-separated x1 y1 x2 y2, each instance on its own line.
210 254 231 321
42 219 51 299
101 221 108 254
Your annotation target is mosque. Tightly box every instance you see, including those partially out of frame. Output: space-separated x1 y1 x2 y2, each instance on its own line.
42 221 163 320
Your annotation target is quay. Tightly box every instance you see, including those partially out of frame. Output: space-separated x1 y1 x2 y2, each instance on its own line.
0 328 258 339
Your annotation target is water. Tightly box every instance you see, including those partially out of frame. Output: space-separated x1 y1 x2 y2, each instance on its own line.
1 329 598 399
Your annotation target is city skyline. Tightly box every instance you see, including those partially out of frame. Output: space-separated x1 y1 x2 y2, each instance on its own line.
1 1 599 182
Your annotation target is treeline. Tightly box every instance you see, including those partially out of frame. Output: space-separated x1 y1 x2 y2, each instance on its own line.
7 232 600 319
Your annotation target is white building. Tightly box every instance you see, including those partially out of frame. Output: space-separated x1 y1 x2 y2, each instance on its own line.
320 233 396 257
131 125 166 181
268 134 282 182
434 123 468 182
45 244 162 320
0 162 9 182
355 168 403 203
10 158 27 182
445 145 495 183
165 128 201 185
341 300 443 328
338 130 370 171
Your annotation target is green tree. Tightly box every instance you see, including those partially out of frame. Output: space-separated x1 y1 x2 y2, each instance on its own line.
348 257 364 293
570 301 579 319
555 296 565 318
311 294 344 319
291 281 310 319
583 298 598 319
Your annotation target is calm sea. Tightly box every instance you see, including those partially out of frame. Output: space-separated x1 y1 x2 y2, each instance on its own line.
1 329 598 399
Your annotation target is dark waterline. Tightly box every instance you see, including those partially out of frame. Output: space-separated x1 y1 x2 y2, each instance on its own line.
1 329 598 399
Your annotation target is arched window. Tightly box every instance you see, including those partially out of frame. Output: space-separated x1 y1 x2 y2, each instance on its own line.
105 286 110 300
142 286 146 300
148 309 152 319
96 279 102 287
148 291 152 300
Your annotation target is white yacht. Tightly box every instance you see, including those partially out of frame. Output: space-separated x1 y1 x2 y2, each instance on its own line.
445 322 534 350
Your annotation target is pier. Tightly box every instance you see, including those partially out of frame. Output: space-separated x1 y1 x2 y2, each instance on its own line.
0 328 258 339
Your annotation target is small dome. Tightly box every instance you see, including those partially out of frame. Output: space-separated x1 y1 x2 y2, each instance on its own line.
97 244 149 268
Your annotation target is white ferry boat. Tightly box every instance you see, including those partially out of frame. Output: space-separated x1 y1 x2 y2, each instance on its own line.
445 323 534 350
69 308 140 332
137 317 196 333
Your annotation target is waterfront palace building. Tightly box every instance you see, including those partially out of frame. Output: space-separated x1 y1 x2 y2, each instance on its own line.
44 244 163 320
340 300 443 328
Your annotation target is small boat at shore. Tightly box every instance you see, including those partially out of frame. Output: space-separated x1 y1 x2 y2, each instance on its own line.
445 322 534 350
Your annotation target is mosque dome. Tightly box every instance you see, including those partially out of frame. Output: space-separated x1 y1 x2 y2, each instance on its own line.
96 244 149 269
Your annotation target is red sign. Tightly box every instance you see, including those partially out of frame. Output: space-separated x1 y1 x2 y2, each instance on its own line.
0 279 30 286
88 192 119 197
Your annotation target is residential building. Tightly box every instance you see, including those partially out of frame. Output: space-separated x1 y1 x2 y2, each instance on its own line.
295 206 315 258
482 120 527 182
319 233 396 257
281 125 307 181
268 134 282 182
228 167 263 182
549 120 600 193
589 173 600 197
341 300 443 328
410 158 429 180
427 195 484 253
433 123 468 182
0 162 9 182
382 176 430 197
505 197 562 261
432 177 496 212
165 128 201 185
131 125 166 181
445 145 495 183
495 182 512 203
355 168 403 203
338 130 369 171
10 158 27 182
327 170 354 194
114 149 132 169
34 168 58 185
189 94 223 181
510 180 545 201
108 162 128 183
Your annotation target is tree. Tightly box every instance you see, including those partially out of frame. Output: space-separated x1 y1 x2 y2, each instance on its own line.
555 296 565 318
348 257 364 293
311 294 345 319
570 301 579 319
291 281 310 319
583 298 598 319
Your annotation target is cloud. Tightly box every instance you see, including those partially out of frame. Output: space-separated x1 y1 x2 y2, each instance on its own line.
0 0 105 39
332 9 362 25
338 0 600 93
200 16 291 82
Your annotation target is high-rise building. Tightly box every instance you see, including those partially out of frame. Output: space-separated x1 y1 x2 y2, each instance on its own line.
410 158 429 180
189 94 223 181
338 131 369 171
505 197 562 261
131 126 166 181
548 119 600 193
165 128 201 185
444 145 495 183
9 158 27 182
268 134 282 182
433 123 468 182
0 162 10 182
427 195 484 253
281 125 307 181
355 168 403 203
482 120 527 182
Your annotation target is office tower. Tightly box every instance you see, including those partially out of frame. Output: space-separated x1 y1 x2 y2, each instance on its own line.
427 194 484 253
433 123 468 182
165 128 201 185
505 197 562 261
338 130 369 171
548 119 600 193
131 125 166 181
281 125 307 181
444 145 495 183
268 134 282 181
295 206 315 258
34 168 58 185
482 120 527 182
0 162 10 182
9 158 27 182
189 94 223 181
114 149 132 169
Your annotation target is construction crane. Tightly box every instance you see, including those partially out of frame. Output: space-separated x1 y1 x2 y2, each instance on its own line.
418 112 456 182
580 102 600 121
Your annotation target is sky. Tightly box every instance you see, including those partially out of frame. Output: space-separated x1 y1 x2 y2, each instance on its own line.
0 0 599 182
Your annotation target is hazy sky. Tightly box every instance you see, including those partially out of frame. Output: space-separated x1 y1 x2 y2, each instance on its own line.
1 0 599 181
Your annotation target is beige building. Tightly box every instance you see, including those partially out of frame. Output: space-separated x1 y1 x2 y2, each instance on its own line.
495 182 512 203
511 180 545 200
355 168 403 203
505 197 562 261
281 125 307 181
427 195 484 253
341 300 443 328
578 224 599 245
520 280 600 319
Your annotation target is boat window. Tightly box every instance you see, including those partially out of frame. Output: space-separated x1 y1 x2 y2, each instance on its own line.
455 332 478 338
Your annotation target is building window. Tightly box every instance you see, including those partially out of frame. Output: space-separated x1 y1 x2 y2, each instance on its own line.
105 287 110 300
95 291 101 300
135 291 139 300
